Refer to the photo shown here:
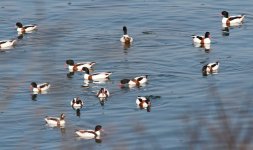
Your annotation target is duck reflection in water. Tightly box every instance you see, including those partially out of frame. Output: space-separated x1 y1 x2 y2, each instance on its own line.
222 24 230 36
66 71 75 78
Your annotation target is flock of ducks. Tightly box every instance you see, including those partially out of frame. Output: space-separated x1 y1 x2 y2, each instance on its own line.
192 11 245 76
3 23 148 140
0 10 245 141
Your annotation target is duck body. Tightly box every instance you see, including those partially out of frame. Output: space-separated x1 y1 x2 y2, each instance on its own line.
71 97 84 109
120 26 133 44
75 125 102 139
65 59 96 72
202 61 219 76
221 11 245 26
192 32 211 44
82 67 112 81
16 22 37 34
96 88 110 99
120 75 148 87
0 39 17 49
45 113 65 127
136 96 151 109
30 82 50 93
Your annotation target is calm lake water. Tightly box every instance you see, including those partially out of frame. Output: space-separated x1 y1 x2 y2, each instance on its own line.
1 0 253 149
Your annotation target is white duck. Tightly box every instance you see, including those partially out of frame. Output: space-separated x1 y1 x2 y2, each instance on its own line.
65 59 96 72
44 113 65 127
30 82 50 93
96 88 110 99
0 39 17 49
120 75 148 87
136 96 151 111
221 11 245 26
202 61 220 76
82 67 112 81
70 97 84 110
16 22 37 34
75 125 103 139
192 32 211 44
120 26 133 44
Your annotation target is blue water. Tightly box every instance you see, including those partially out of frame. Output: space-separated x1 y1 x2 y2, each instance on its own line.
0 0 253 149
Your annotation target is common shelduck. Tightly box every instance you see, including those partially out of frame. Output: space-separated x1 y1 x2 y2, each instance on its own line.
136 96 151 112
71 97 84 110
193 43 211 51
120 75 148 87
120 26 133 44
16 22 37 34
202 61 220 76
96 88 110 99
75 125 103 139
221 11 245 26
45 113 65 127
30 82 50 93
0 39 17 49
65 59 96 72
192 32 211 44
82 67 112 81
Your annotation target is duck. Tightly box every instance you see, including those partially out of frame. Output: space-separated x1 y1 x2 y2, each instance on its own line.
120 75 148 87
193 42 211 51
0 39 17 49
44 113 65 127
75 125 103 139
136 96 151 111
65 59 96 72
30 82 50 93
120 26 133 44
82 67 112 81
221 11 245 26
16 22 37 34
192 32 211 44
96 88 110 99
202 61 220 76
70 97 84 110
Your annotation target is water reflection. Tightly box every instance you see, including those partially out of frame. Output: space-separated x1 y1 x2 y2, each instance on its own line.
31 94 37 101
76 136 102 143
82 79 111 87
121 42 131 51
66 72 75 78
221 23 243 36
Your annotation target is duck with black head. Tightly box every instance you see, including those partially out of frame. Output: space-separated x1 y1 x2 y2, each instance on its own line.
16 22 37 34
120 26 133 44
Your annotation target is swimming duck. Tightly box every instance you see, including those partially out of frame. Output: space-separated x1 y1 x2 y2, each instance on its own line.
193 43 211 51
0 39 17 49
75 125 103 139
65 59 96 72
44 113 65 127
30 82 50 93
136 96 151 111
16 22 37 34
96 88 110 98
82 67 112 81
71 97 84 110
221 11 245 26
202 61 220 76
120 75 148 87
192 32 211 44
120 26 133 44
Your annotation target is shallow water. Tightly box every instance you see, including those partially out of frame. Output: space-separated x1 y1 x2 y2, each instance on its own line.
0 0 253 149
